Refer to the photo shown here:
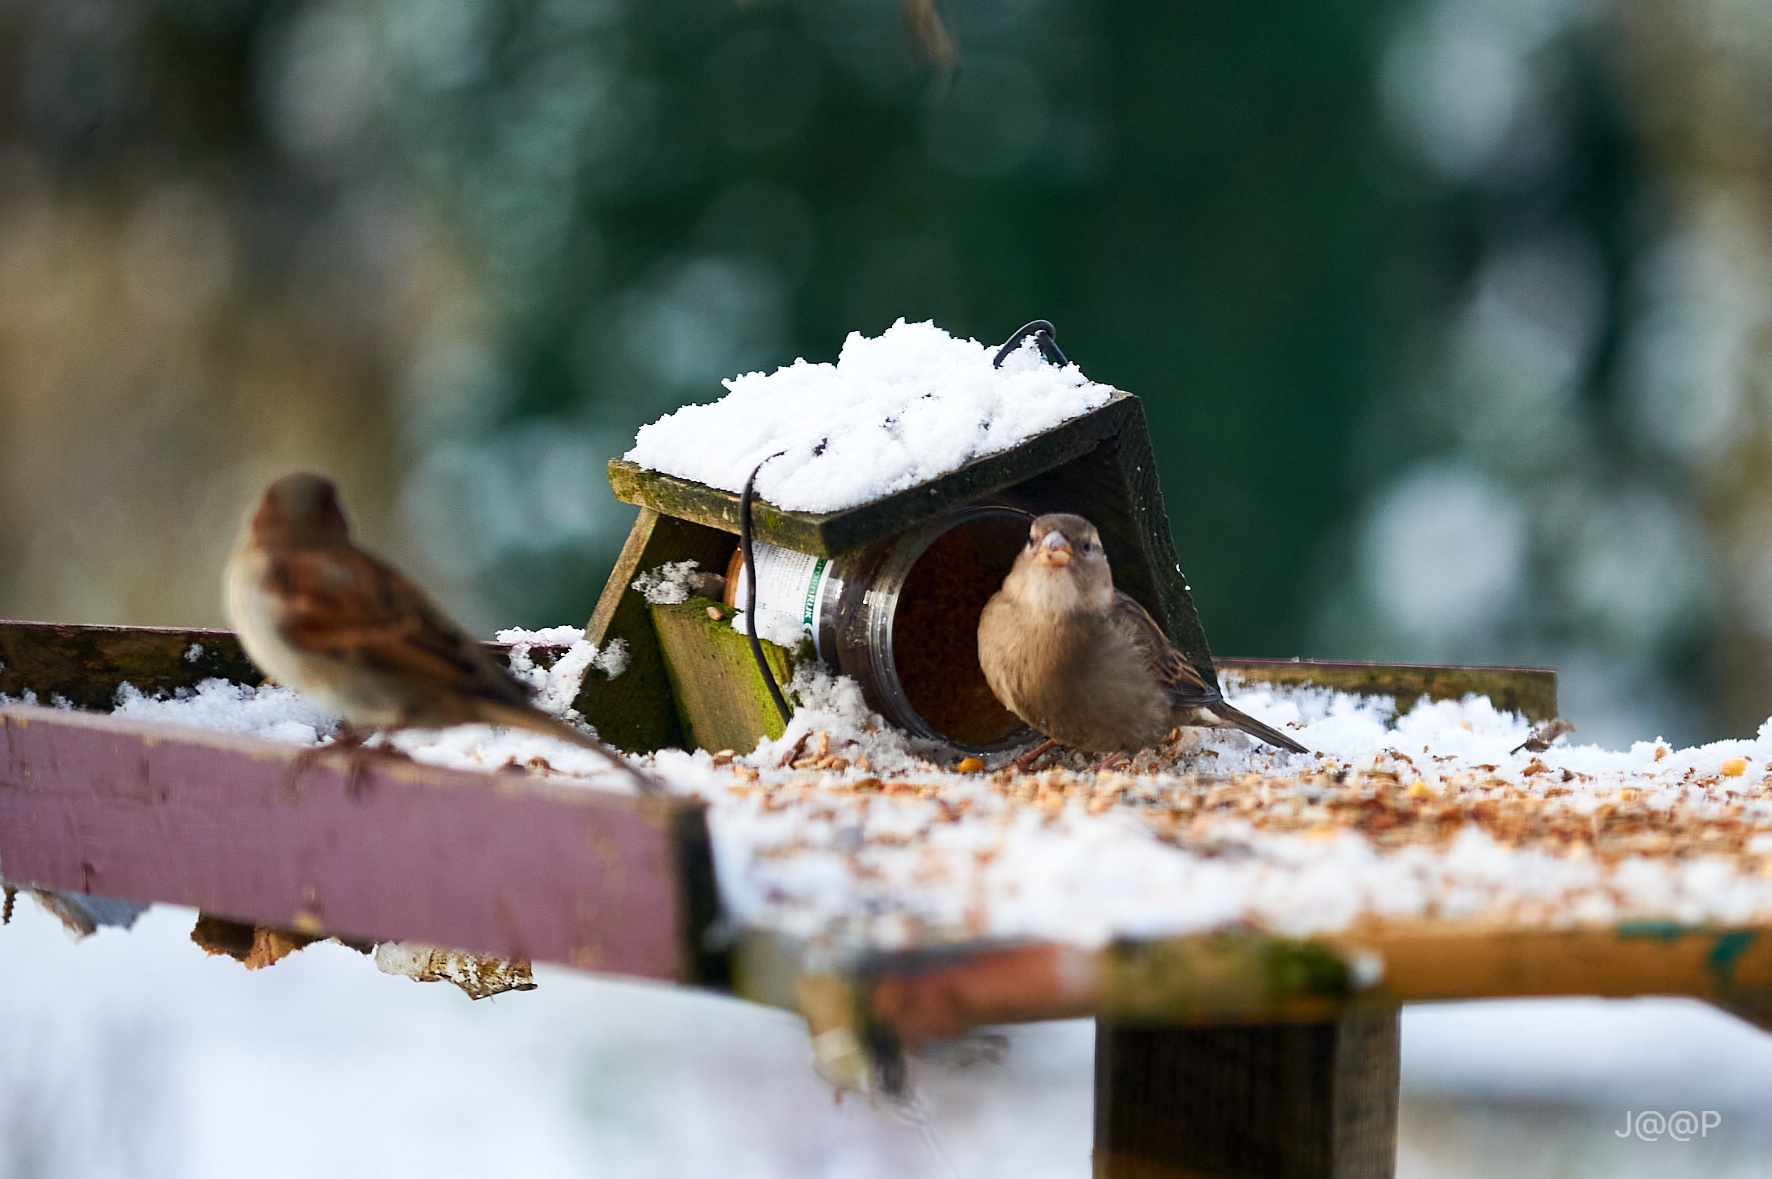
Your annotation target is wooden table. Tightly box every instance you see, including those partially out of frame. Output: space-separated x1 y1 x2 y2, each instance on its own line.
4 619 1764 1179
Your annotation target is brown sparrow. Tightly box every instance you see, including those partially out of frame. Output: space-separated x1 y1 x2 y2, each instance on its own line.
225 473 655 791
978 513 1308 758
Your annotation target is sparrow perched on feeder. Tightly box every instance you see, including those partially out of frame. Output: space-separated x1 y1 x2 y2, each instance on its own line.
978 513 1308 760
226 473 655 792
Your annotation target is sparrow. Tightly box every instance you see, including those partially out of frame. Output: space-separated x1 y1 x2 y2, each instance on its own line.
977 513 1308 759
225 473 656 792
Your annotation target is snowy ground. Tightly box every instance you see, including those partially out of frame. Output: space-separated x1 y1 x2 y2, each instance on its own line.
5 898 1771 1179
0 900 1090 1179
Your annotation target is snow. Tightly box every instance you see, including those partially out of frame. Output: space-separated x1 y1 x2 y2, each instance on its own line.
493 624 588 646
97 627 635 782
114 677 339 746
1402 996 1772 1109
631 560 703 605
10 899 1771 1178
497 627 629 721
0 901 1094 1179
624 320 1115 514
14 655 1772 1175
729 601 807 648
662 670 1772 953
32 658 1772 955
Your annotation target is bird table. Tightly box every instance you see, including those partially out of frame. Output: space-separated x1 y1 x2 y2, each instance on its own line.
8 629 1767 1179
2 393 1764 1179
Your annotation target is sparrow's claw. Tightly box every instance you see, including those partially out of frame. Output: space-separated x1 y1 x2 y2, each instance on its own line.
1012 737 1061 772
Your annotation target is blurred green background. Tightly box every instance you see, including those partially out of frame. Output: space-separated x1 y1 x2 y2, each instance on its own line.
3 0 1770 748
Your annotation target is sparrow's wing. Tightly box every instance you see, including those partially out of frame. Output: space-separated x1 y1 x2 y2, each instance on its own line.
1110 591 1222 708
267 546 530 707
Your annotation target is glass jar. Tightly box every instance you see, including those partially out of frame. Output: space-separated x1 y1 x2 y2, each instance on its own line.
725 505 1034 753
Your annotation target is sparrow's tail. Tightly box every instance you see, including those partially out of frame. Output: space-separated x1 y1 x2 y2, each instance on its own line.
1203 701 1309 754
485 704 664 795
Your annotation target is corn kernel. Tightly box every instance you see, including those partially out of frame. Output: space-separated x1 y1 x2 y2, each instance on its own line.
1721 757 1747 777
955 757 985 774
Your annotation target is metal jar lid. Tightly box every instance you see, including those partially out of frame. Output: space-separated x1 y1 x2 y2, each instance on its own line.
730 506 1033 754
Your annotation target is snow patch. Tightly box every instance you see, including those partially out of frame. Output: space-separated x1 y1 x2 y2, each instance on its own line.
632 560 703 605
625 319 1114 514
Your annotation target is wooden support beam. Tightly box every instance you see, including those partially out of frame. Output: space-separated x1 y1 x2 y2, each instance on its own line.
0 703 722 984
749 921 1772 1050
650 597 796 753
576 510 737 752
1093 1009 1399 1179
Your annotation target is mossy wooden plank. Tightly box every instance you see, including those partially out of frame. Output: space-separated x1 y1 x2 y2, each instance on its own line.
1217 658 1558 723
607 393 1140 557
0 620 577 712
0 621 257 709
1322 922 1772 1007
747 918 1772 1043
650 597 795 754
575 510 737 753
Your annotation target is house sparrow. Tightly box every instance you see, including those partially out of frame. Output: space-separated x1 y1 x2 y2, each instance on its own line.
978 513 1308 759
226 473 656 792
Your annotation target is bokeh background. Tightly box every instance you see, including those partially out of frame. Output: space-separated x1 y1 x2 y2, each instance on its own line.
5 0 1772 1175
10 0 1772 749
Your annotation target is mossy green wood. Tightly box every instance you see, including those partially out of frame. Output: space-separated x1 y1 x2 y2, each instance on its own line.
0 622 258 708
650 597 796 753
574 509 738 752
737 920 1772 1044
0 620 592 707
1217 659 1558 724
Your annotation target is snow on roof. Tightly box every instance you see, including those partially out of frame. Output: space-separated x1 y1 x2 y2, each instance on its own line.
623 319 1115 514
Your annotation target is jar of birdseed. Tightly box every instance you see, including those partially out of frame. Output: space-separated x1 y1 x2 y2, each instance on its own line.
725 505 1034 753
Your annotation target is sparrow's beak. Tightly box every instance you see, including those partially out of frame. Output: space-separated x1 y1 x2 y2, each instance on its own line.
1036 529 1072 567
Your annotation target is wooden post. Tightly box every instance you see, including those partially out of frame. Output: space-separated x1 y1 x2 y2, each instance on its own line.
1093 1010 1399 1179
575 508 738 752
650 597 797 752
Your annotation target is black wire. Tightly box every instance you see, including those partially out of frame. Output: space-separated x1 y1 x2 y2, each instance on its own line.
742 453 794 728
992 319 1068 369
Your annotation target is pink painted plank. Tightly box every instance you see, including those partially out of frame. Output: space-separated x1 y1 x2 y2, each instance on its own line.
0 704 714 982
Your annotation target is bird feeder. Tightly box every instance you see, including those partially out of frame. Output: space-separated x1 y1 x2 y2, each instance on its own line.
576 339 1211 756
573 327 1554 757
